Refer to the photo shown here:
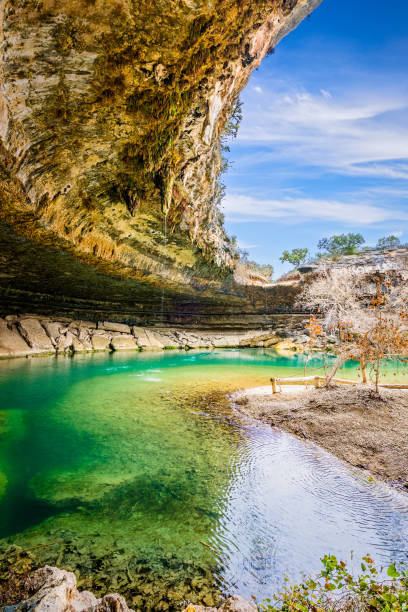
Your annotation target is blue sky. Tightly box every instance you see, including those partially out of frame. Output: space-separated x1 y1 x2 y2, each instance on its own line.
222 0 408 277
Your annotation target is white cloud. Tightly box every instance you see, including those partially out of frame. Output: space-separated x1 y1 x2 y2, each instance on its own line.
321 89 332 99
236 85 408 179
237 240 259 249
253 85 263 94
223 193 408 225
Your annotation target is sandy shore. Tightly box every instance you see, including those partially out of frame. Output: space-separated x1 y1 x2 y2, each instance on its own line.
232 384 408 490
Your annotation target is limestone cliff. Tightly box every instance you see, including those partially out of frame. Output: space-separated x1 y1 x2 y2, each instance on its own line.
0 0 321 316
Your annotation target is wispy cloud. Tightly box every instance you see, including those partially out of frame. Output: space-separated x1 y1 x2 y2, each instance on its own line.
236 84 408 179
223 193 408 225
237 240 259 249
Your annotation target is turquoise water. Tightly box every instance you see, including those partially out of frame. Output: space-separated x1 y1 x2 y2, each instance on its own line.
1 349 408 610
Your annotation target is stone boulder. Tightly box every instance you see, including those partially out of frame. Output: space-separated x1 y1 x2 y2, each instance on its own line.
98 321 131 334
132 327 164 350
175 331 203 348
183 595 257 612
239 333 280 348
17 318 54 352
110 335 139 350
6 565 134 611
91 335 111 351
72 337 93 352
274 339 303 356
0 318 32 358
149 330 182 348
69 320 97 331
41 321 63 346
55 332 76 352
212 335 241 347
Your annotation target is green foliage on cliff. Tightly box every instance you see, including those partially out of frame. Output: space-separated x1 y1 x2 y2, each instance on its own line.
317 233 365 257
280 248 309 268
377 235 401 250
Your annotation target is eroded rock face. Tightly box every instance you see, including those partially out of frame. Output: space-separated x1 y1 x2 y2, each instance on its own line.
0 0 322 304
0 312 309 358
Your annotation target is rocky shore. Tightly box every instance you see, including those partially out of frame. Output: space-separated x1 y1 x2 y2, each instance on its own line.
0 314 309 359
2 565 256 612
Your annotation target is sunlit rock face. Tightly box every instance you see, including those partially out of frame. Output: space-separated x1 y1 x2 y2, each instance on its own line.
0 0 321 315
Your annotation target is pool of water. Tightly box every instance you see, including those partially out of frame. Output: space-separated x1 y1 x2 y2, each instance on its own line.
1 349 408 610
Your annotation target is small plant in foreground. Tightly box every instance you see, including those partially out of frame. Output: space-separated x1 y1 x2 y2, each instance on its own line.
256 555 408 611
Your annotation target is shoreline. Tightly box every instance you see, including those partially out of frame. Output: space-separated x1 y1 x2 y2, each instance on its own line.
0 313 307 360
231 384 408 491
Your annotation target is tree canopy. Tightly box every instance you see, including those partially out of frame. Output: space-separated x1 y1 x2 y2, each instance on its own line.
376 234 401 250
280 248 309 268
317 233 365 256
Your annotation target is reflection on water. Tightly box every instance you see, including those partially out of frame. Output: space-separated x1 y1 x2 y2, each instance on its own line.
0 349 407 610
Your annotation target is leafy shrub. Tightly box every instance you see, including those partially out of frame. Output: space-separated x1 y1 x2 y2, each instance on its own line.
280 248 309 268
256 555 408 611
376 235 401 250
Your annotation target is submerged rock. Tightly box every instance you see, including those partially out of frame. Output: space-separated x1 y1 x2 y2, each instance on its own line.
4 565 255 612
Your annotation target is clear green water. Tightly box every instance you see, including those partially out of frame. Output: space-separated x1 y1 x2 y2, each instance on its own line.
1 349 408 611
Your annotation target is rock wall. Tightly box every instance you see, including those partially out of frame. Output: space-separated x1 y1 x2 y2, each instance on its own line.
0 313 309 358
0 0 321 315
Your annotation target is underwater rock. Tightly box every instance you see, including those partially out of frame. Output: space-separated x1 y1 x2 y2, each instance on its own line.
0 471 7 499
4 565 133 612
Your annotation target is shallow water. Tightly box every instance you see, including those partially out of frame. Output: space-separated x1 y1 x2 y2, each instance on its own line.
0 349 408 610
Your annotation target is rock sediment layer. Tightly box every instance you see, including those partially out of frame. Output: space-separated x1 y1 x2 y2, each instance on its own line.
0 313 309 359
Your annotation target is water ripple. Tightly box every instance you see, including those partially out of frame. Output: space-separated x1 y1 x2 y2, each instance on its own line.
212 421 408 601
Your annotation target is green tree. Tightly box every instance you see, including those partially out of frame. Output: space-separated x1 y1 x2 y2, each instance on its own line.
222 96 243 142
317 232 365 256
280 248 309 268
377 234 401 250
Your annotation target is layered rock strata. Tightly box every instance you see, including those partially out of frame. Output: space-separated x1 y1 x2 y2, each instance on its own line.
0 313 309 359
